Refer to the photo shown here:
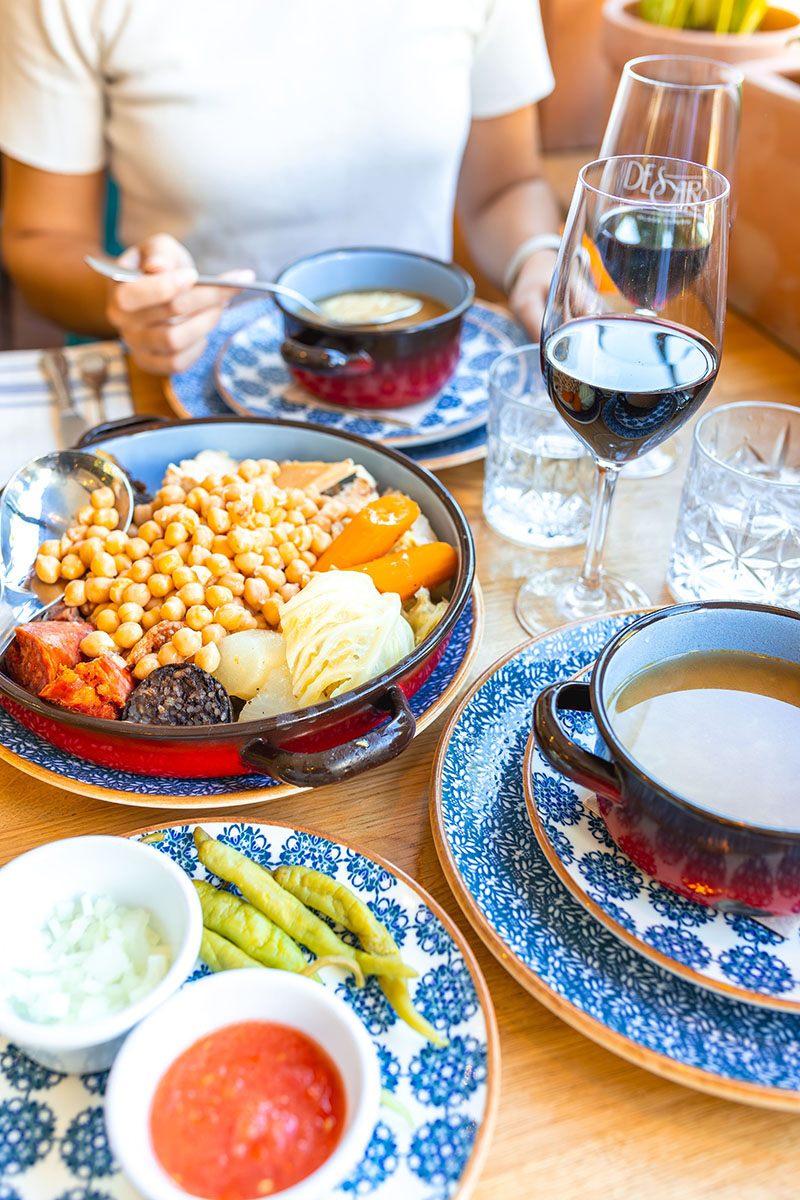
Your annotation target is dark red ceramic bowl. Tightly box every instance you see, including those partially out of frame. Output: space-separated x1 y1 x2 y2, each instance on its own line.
275 248 475 409
0 415 474 786
533 602 800 917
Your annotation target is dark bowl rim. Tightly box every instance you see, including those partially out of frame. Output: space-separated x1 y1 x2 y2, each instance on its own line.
273 246 476 334
589 599 800 840
0 415 475 742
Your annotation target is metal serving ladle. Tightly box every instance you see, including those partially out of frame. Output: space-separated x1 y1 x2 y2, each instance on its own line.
0 451 134 649
85 255 423 325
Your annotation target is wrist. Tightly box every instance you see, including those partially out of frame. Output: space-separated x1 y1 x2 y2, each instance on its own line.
503 233 561 296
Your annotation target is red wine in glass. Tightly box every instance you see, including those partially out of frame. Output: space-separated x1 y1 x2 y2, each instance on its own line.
542 314 719 465
596 207 712 312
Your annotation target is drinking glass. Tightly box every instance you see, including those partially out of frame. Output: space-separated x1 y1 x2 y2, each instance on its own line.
600 54 742 478
515 154 730 636
667 401 800 608
483 346 593 549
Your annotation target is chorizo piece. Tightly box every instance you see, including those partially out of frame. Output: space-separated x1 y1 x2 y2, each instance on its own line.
40 655 134 720
5 621 92 696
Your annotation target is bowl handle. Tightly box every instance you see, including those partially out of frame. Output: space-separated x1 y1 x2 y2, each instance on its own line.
240 684 416 786
532 681 623 803
280 337 373 376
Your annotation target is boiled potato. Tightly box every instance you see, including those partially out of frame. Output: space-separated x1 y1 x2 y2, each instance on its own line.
212 630 289 700
238 664 302 721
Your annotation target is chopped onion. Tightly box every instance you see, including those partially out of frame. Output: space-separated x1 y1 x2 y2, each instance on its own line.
1 894 173 1026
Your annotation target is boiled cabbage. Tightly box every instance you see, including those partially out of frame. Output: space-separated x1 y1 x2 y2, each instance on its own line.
280 571 414 705
213 630 289 700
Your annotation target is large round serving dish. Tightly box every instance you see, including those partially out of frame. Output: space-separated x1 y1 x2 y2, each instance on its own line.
0 416 474 784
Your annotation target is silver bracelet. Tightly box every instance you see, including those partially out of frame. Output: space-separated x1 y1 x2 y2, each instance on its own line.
503 233 562 296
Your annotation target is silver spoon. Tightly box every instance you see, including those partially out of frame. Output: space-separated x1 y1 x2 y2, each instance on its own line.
79 352 110 425
85 255 424 326
0 451 134 650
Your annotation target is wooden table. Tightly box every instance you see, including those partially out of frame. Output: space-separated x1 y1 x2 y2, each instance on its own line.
3 300 800 1196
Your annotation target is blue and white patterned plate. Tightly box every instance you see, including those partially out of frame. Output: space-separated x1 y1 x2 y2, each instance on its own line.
214 301 519 447
166 299 525 465
524 707 800 1014
0 820 498 1200
431 613 800 1109
0 589 481 809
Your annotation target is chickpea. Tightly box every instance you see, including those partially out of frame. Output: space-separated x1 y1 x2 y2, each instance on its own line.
210 536 231 557
127 537 150 561
141 609 163 631
279 582 300 603
85 576 113 605
114 621 144 650
261 546 283 569
207 507 231 534
285 508 306 527
194 641 221 673
61 553 85 580
262 598 281 627
155 550 182 575
214 603 246 632
255 564 285 591
237 458 260 482
234 551 261 576
157 643 183 666
228 527 255 554
78 537 104 565
148 573 172 598
133 654 160 680
244 577 269 609
191 524 214 550
109 577 133 605
279 542 300 567
178 581 205 607
118 602 145 625
309 528 333 556
150 538 169 557
95 609 120 635
103 530 128 555
205 554 232 578
288 525 313 552
185 604 213 631
113 554 133 574
90 485 115 510
90 551 117 578
193 564 212 587
285 559 310 586
80 630 116 658
122 583 150 607
172 565 197 590
94 507 120 530
39 539 61 558
86 524 109 541
129 558 154 584
133 503 153 526
177 543 192 561
165 521 189 546
201 623 226 645
188 545 211 567
76 504 95 526
300 549 316 567
64 579 86 607
157 484 186 505
218 571 245 596
272 522 291 544
253 614 268 629
186 487 209 512
172 626 202 658
138 520 162 544
160 595 186 622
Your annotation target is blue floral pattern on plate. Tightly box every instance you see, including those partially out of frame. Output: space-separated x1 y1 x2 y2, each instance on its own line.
0 823 494 1199
0 594 476 803
168 299 526 467
434 613 800 1106
526 709 800 1011
214 302 521 447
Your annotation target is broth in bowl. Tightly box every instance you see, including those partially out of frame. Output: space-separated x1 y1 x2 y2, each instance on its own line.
316 289 448 327
609 650 800 824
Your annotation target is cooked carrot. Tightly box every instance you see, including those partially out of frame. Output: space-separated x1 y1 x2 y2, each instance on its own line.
315 495 420 570
352 542 458 600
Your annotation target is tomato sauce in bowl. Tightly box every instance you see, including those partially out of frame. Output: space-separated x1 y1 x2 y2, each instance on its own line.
150 1019 346 1200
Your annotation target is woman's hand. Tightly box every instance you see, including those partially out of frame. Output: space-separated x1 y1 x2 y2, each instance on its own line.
106 234 254 374
508 247 558 342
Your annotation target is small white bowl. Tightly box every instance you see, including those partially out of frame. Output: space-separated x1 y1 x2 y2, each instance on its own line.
0 834 202 1074
105 968 381 1200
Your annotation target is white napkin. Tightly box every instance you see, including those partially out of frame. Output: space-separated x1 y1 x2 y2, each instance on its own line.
0 341 133 485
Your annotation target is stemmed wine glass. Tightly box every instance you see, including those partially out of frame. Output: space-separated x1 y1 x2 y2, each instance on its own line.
515 154 730 635
599 55 742 478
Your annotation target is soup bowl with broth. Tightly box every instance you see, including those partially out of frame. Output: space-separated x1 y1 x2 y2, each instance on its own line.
532 602 800 916
274 247 475 409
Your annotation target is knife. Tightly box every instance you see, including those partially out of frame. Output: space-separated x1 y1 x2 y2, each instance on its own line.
41 349 89 447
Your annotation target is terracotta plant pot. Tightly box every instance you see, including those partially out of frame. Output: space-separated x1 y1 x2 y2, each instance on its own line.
728 54 800 354
601 0 800 73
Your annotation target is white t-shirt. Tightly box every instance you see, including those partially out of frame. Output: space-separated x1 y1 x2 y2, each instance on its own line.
0 0 553 277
